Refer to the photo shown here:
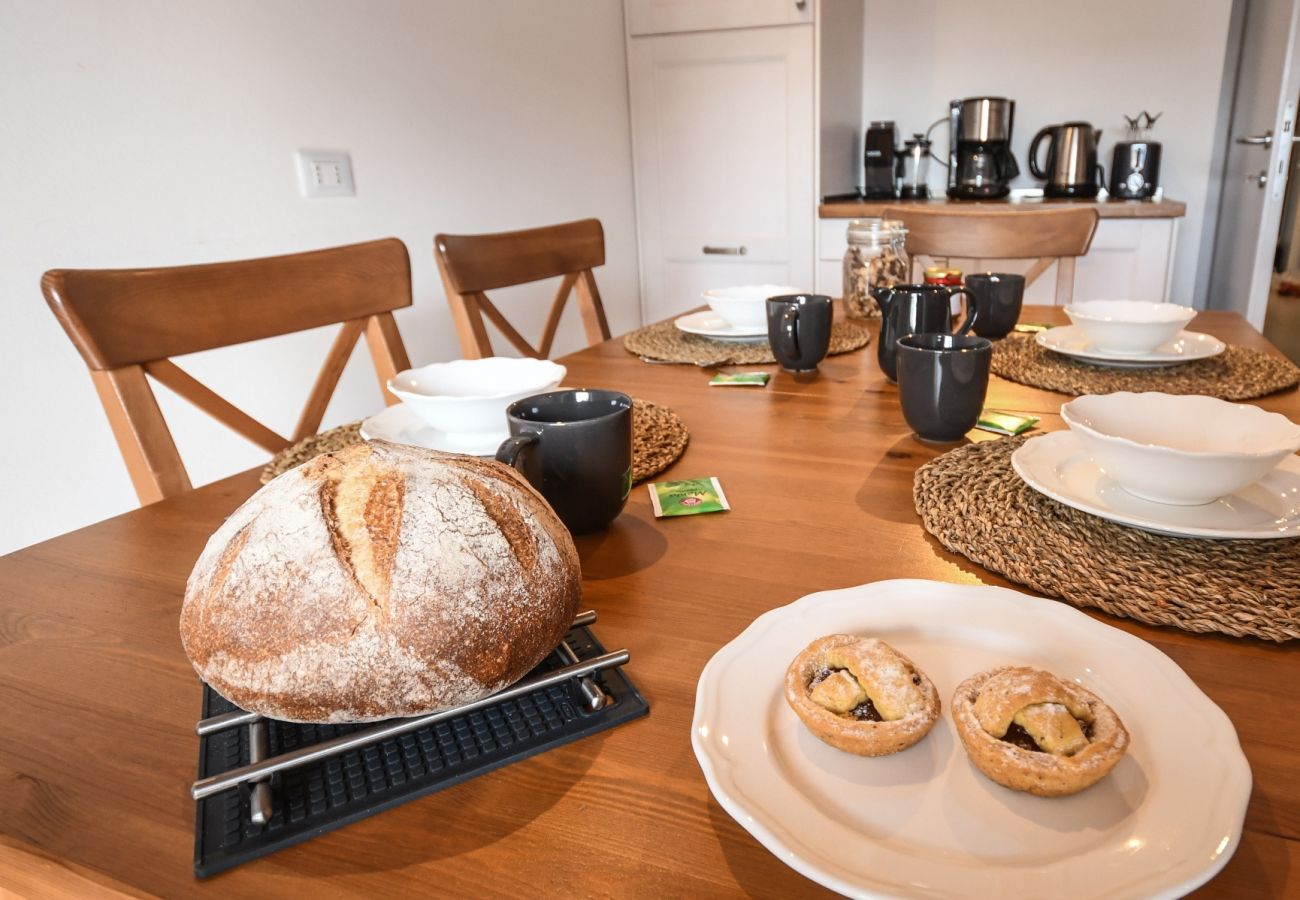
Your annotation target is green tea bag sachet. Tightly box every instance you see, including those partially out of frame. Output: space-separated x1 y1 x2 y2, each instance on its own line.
649 477 730 517
1013 322 1055 333
709 372 770 387
975 409 1040 436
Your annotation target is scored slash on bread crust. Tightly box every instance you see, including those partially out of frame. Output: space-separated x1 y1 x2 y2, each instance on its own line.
951 666 1130 797
784 635 941 757
179 440 581 724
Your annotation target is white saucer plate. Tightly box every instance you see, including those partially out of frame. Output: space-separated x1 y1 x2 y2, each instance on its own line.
1036 325 1225 367
360 403 501 456
692 579 1250 900
674 310 769 342
1012 430 1300 539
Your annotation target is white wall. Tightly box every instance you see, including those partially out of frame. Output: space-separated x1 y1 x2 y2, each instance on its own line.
855 0 1235 307
0 0 640 554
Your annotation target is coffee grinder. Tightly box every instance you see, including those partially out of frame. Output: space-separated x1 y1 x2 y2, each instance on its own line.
945 97 1019 199
863 121 898 199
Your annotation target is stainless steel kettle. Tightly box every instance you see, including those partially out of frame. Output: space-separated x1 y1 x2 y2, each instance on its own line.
1029 122 1104 199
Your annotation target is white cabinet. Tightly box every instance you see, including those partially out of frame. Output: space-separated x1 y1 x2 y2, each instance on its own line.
816 216 1179 304
626 22 815 325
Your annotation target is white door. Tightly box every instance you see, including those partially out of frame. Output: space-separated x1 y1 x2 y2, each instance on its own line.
626 0 812 36
1208 0 1300 327
627 25 815 325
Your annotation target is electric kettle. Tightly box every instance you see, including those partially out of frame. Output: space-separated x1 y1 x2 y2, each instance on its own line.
1029 122 1103 198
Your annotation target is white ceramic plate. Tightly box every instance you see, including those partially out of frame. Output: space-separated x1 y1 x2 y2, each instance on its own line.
1012 430 1300 539
692 579 1250 900
360 403 500 456
674 310 769 342
1036 325 1225 367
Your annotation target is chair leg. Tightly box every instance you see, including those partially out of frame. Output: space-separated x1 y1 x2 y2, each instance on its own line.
1054 258 1076 306
575 270 612 345
90 366 191 504
365 313 413 404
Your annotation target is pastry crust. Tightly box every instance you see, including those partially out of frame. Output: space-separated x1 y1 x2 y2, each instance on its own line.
784 635 940 756
952 666 1130 797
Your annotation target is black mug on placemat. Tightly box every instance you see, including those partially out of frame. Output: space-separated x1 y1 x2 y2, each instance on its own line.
965 273 1025 339
873 283 979 381
496 389 633 534
896 333 992 442
766 294 833 372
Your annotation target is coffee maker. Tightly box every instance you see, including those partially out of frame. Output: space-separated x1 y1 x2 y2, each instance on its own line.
863 121 898 199
946 97 1019 199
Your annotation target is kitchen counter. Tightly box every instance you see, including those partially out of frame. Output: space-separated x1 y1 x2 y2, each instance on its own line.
818 197 1186 219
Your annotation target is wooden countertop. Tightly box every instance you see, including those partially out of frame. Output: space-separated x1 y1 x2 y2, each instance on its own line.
819 197 1187 220
0 308 1293 898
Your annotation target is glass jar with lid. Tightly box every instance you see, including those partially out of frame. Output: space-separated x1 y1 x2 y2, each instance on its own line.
842 219 910 318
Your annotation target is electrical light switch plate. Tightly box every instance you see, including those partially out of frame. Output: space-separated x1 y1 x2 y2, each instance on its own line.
296 149 354 198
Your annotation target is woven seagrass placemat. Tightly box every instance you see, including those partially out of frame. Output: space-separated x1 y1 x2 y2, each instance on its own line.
991 334 1300 400
913 435 1300 642
624 321 870 365
260 399 689 486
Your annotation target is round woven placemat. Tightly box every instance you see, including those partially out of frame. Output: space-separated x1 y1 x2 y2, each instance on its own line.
624 321 870 365
992 334 1300 400
913 435 1300 642
260 399 689 485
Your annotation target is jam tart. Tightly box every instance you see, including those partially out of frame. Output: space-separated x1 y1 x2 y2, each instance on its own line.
952 666 1130 797
784 635 940 756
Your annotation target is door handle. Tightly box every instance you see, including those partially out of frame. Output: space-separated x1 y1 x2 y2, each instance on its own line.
1237 131 1274 147
702 245 748 255
1249 170 1268 187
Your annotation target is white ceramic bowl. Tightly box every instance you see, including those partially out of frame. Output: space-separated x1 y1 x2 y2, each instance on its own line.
1060 392 1300 505
1064 300 1196 355
387 357 565 436
702 284 801 329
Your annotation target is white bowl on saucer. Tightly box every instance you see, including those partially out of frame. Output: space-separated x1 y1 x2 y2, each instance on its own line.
1060 391 1300 505
1064 300 1196 355
387 357 565 436
702 284 801 329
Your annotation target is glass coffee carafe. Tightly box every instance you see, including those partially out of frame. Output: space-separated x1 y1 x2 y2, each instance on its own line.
897 134 932 199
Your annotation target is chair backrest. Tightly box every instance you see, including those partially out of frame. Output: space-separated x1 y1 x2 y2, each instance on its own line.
882 205 1100 304
43 238 413 504
434 218 611 359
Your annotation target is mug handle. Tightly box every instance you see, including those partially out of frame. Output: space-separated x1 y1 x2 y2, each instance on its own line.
775 306 801 360
948 287 980 335
495 432 538 469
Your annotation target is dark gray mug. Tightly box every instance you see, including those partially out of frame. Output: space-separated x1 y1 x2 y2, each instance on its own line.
496 389 632 534
895 333 992 442
965 273 1026 339
766 294 833 373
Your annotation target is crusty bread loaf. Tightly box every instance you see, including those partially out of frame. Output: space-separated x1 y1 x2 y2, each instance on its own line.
180 440 581 723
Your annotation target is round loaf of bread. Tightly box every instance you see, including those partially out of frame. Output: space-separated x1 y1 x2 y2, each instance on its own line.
179 440 581 723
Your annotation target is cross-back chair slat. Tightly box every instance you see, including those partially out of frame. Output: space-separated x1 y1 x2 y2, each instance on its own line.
434 218 612 359
43 238 413 505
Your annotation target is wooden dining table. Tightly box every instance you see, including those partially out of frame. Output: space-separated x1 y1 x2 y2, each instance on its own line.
1 305 1296 899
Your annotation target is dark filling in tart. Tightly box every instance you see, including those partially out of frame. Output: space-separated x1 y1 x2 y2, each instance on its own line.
807 666 836 690
850 697 882 721
1001 722 1042 753
1001 718 1094 753
805 667 886 721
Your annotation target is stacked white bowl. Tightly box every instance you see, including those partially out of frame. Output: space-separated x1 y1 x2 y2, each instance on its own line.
387 358 565 437
1064 300 1196 355
1061 392 1300 505
703 285 801 329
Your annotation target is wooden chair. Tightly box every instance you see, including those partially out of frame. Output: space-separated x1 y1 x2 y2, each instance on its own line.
882 205 1100 304
43 238 413 505
435 218 611 359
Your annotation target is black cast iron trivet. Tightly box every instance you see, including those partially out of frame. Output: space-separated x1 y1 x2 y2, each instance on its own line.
192 618 646 877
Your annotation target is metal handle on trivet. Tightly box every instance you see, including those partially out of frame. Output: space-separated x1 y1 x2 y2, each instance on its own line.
195 609 601 735
191 648 630 800
248 720 272 826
